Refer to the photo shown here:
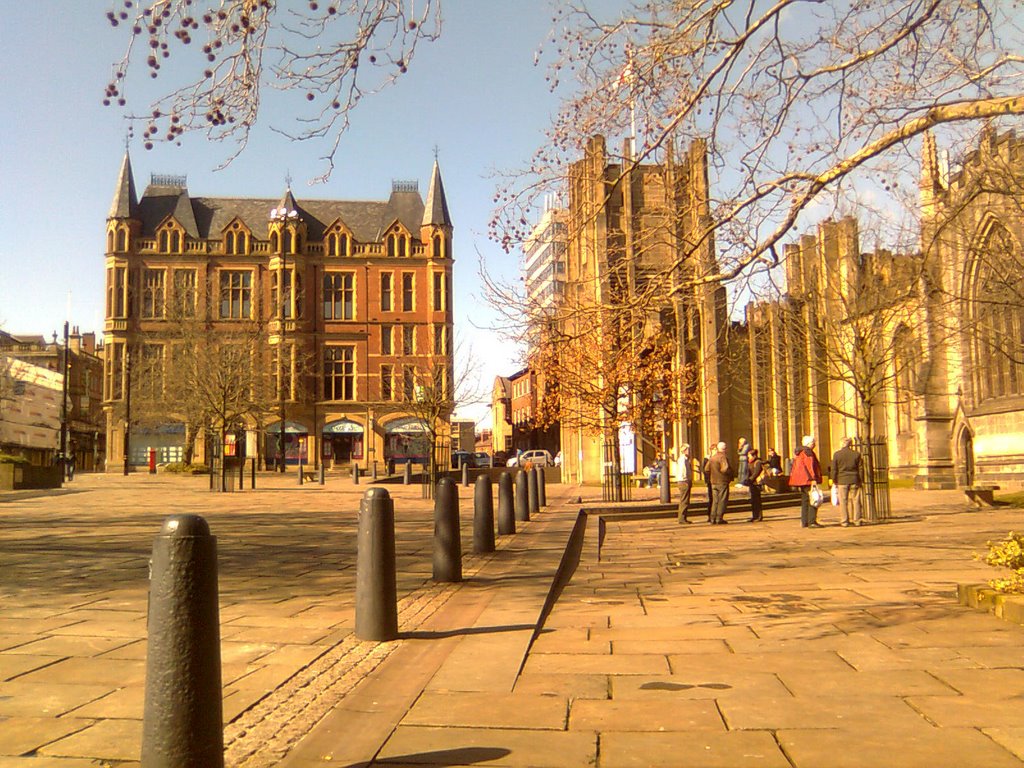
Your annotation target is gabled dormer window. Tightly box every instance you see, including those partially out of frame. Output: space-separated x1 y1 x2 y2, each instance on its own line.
386 227 410 258
325 224 352 258
224 221 250 255
158 224 183 254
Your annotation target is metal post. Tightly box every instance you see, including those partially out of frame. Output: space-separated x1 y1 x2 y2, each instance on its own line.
60 321 69 480
461 461 469 488
660 460 671 504
353 464 360 485
497 471 516 535
298 457 304 485
433 477 462 582
528 467 539 516
142 514 223 767
250 457 256 490
238 458 243 491
319 462 325 485
473 475 496 554
538 466 547 507
515 470 530 522
355 488 398 641
403 461 412 485
372 461 378 481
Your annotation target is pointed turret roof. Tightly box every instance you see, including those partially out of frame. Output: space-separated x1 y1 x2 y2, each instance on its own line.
108 150 138 220
421 160 452 228
272 188 303 219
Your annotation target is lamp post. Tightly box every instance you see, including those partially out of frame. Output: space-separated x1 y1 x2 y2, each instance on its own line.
60 321 70 479
270 205 298 472
123 345 132 476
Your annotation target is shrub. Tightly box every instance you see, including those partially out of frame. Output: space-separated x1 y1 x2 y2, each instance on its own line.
0 453 30 465
978 531 1024 593
161 461 209 475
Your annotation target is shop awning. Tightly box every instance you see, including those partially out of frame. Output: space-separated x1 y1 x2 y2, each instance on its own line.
266 420 308 435
385 418 429 435
323 419 363 435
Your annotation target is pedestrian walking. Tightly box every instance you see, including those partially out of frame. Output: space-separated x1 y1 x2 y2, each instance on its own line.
736 437 751 486
789 436 823 528
701 451 713 522
747 448 764 522
708 441 735 524
677 444 693 524
831 437 865 526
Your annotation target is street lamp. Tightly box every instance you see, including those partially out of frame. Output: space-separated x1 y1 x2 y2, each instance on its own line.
270 206 298 472
123 345 131 476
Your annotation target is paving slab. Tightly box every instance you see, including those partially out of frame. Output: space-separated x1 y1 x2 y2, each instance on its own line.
377 725 597 767
598 730 790 768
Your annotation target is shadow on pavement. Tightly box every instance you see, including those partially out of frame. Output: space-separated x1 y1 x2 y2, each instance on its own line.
345 746 511 767
400 623 534 640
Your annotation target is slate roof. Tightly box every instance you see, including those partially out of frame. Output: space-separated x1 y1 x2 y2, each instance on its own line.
114 153 447 244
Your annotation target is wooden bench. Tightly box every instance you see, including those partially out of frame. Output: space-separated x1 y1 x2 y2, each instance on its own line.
965 484 1000 508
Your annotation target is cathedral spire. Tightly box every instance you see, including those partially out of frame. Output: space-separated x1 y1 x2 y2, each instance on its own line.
421 159 452 229
108 150 138 220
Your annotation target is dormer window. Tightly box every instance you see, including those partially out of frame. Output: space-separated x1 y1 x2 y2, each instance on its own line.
325 225 351 258
224 222 249 255
158 225 183 254
386 229 409 258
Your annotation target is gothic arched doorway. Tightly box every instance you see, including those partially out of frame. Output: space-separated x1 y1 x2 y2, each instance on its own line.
958 427 975 488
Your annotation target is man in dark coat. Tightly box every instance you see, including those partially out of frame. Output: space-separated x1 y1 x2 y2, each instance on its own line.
708 441 735 524
747 448 765 522
831 436 865 526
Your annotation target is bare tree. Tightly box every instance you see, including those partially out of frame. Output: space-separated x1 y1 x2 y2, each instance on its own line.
104 0 441 180
0 354 15 418
494 1 1024 292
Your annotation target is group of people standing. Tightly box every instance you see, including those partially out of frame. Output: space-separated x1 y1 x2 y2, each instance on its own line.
674 435 865 527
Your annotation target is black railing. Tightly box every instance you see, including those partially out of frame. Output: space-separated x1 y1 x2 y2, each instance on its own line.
852 437 890 522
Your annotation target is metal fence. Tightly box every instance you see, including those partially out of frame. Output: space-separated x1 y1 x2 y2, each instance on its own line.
601 442 633 502
421 438 451 499
852 437 891 522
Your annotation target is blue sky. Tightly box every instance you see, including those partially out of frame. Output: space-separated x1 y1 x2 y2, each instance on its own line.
0 1 578 426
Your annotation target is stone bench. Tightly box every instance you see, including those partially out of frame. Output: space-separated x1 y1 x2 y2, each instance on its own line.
965 485 1000 508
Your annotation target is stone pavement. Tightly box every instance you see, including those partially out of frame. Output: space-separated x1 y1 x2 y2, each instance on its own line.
2 476 1024 767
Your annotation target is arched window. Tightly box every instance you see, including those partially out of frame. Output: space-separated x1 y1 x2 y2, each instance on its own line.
171 231 181 253
117 229 128 252
284 230 294 254
327 233 337 257
225 231 236 255
433 234 443 259
270 231 279 252
107 231 115 252
387 234 396 258
398 234 408 258
970 223 1024 402
159 231 169 253
339 233 348 257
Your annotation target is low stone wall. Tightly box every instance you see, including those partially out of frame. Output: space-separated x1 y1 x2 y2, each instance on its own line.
958 583 1024 627
0 463 63 491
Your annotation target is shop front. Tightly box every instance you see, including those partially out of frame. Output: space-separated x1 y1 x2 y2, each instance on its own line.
384 417 431 469
322 418 364 468
265 420 309 468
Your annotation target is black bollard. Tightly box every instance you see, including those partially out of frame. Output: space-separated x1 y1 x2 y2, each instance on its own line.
660 465 671 504
372 463 378 482
515 470 530 522
527 467 540 516
433 477 462 582
142 514 223 768
497 471 516 535
473 475 495 554
238 459 243 491
353 464 360 485
403 461 412 485
319 462 325 485
298 458 304 485
461 461 469 488
250 457 256 490
537 466 547 507
355 488 398 641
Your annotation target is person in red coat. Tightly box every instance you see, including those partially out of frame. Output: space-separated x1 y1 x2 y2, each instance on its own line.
789 435 823 528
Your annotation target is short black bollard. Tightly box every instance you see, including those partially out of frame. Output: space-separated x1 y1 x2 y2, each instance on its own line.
433 477 462 582
353 464 360 485
142 514 223 768
403 461 412 485
515 470 530 522
497 471 516 535
355 488 398 641
298 459 304 485
250 457 256 490
319 462 325 485
660 466 671 504
537 466 547 507
473 475 495 554
372 463 378 482
528 467 540 516
238 459 244 491
461 461 469 488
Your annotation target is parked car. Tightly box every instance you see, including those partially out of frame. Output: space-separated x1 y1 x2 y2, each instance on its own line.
451 451 477 469
506 449 554 468
473 451 492 468
492 450 509 467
